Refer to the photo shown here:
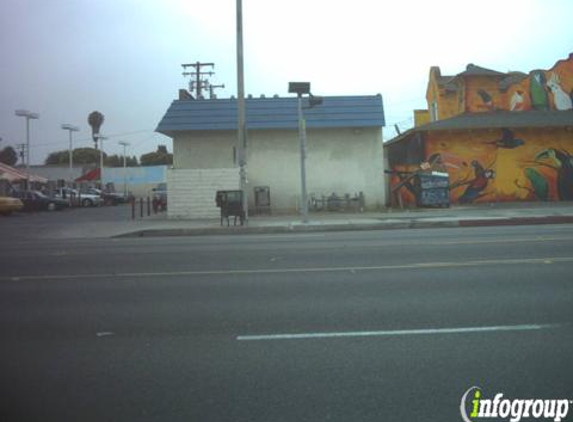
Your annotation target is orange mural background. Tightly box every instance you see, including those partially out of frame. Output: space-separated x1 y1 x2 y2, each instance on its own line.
425 129 573 203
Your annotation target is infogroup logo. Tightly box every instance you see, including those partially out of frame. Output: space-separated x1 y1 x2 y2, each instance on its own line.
460 386 571 422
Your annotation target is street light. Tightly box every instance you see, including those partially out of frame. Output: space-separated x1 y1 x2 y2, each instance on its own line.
118 141 130 196
61 124 80 184
94 133 107 189
15 109 39 188
288 82 323 223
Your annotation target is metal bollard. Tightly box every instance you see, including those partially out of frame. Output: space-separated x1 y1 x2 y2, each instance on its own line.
131 197 135 219
140 198 144 218
147 197 151 216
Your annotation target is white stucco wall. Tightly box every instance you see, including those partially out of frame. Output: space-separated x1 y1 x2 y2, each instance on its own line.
171 127 385 215
167 168 239 218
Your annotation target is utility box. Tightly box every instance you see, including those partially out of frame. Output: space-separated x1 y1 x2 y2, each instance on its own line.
254 186 271 215
415 172 450 208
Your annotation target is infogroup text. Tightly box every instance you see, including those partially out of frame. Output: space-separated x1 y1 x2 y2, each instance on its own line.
460 386 571 422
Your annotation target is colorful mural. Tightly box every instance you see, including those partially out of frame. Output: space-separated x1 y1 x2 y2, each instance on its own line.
430 129 572 204
388 127 573 206
388 54 573 207
426 53 573 118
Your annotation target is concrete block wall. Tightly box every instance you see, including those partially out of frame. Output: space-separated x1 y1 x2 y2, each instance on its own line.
167 168 239 218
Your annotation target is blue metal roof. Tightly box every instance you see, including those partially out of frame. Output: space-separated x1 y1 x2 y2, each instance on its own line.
156 95 385 136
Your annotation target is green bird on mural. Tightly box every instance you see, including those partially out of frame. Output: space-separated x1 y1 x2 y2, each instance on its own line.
529 70 550 110
535 148 573 200
524 168 549 201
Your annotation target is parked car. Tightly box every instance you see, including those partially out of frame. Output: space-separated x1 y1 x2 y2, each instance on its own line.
152 183 167 211
12 190 69 212
85 187 127 206
53 187 103 207
0 196 24 215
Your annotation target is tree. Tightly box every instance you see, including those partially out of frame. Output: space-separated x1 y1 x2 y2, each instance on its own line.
45 148 104 165
140 145 173 166
88 111 105 149
104 154 123 167
104 154 138 167
0 146 18 166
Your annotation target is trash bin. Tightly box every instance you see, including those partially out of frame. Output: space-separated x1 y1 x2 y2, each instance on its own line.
215 190 245 226
415 172 450 208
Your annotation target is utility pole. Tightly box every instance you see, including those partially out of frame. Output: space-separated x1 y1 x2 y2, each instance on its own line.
16 144 27 165
118 141 130 196
236 0 248 224
15 109 39 188
182 62 214 99
94 134 107 189
61 124 79 184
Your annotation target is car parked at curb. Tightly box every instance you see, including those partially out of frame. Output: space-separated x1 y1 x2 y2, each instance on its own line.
12 190 69 212
85 187 127 206
53 187 103 207
0 196 24 215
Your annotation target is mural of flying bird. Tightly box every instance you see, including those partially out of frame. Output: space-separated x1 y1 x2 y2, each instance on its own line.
458 160 496 204
486 128 525 149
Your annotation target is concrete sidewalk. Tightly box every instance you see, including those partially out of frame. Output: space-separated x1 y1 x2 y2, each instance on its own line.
106 201 573 238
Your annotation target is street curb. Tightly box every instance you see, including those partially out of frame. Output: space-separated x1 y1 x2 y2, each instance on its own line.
114 223 407 238
459 216 573 227
112 215 573 238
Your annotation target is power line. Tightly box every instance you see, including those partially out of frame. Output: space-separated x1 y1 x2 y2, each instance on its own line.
29 129 157 148
182 62 214 99
181 61 225 99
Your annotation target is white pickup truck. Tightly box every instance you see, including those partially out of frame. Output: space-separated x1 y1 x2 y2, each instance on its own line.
53 187 103 207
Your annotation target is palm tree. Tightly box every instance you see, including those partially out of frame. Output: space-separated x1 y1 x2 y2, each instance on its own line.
88 111 105 149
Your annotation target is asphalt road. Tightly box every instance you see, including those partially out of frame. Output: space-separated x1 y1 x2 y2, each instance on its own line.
0 203 134 239
1 225 573 422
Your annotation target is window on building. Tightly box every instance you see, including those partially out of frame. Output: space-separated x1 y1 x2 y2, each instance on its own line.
430 101 439 121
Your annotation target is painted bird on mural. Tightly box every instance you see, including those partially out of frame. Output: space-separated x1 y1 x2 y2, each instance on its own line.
522 168 549 201
535 148 573 200
486 128 525 149
510 90 526 111
529 70 550 110
546 72 573 110
458 160 496 204
477 89 495 111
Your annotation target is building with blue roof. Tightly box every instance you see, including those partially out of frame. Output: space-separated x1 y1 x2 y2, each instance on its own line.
156 93 386 218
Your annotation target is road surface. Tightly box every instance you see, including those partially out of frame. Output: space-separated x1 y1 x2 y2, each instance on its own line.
1 225 572 421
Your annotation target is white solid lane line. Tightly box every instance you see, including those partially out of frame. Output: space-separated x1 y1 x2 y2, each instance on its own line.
236 323 564 341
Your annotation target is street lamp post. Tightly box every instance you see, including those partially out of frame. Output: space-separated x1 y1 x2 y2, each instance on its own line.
94 134 107 189
15 109 39 189
61 124 80 184
288 83 322 224
118 141 130 196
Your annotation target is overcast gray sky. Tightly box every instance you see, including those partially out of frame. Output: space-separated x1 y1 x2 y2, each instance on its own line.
1 0 572 165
